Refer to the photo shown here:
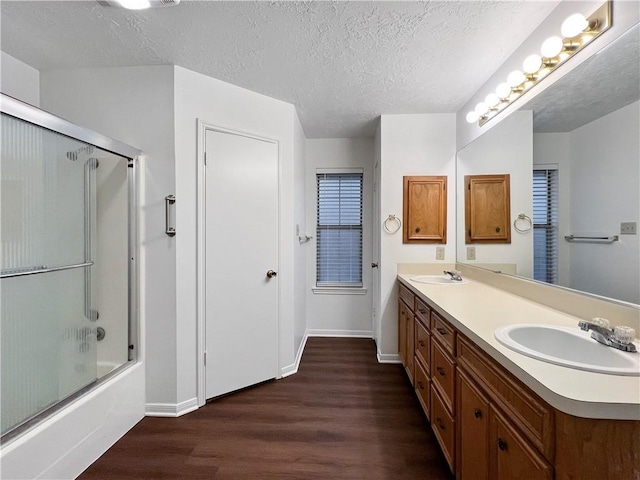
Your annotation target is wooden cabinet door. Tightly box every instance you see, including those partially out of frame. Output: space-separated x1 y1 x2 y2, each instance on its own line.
465 174 511 244
489 406 553 480
457 371 490 480
403 176 447 243
406 313 415 384
398 300 407 366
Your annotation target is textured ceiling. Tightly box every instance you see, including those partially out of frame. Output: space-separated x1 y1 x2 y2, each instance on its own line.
1 1 560 138
524 24 640 133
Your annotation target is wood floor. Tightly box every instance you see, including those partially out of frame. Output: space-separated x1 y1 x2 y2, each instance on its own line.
79 338 454 479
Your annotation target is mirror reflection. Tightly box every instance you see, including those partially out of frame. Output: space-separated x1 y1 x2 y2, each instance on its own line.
457 24 639 305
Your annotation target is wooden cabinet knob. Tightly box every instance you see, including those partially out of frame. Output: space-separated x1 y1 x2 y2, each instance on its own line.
436 367 445 376
418 340 425 347
474 408 482 419
418 381 425 390
436 327 447 335
436 418 445 430
495 227 501 233
415 227 421 233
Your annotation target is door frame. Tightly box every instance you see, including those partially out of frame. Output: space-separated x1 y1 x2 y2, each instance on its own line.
196 119 281 407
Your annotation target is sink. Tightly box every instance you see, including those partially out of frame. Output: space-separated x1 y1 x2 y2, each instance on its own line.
494 324 640 376
411 275 468 285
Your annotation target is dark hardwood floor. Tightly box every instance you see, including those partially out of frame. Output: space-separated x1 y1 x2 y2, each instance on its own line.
79 338 454 479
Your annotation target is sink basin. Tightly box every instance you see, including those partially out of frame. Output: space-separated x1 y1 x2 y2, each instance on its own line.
494 324 640 376
411 275 468 285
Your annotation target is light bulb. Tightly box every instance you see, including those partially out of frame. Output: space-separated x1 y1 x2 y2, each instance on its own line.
466 111 479 124
116 0 151 9
474 102 489 116
541 36 564 58
561 13 589 38
507 70 526 87
522 54 543 74
485 93 500 108
496 83 511 99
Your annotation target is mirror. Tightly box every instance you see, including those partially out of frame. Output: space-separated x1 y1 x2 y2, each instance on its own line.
456 24 640 305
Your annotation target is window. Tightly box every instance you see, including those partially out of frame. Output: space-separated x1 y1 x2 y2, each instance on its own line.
316 171 363 287
533 167 559 284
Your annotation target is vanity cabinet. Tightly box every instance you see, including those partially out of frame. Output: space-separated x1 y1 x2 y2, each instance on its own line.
397 279 640 480
402 175 447 244
398 283 415 385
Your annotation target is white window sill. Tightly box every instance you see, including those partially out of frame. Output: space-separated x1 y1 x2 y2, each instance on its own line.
312 287 368 295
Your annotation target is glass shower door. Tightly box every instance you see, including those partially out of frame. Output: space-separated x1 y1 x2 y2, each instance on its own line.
1 114 98 435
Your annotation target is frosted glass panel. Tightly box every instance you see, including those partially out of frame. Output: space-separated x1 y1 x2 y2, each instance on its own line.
1 268 97 434
1 114 99 435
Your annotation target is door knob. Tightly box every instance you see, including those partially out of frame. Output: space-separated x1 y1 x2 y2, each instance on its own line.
266 269 278 278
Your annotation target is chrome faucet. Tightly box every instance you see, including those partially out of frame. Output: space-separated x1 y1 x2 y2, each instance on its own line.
578 319 637 353
443 270 463 282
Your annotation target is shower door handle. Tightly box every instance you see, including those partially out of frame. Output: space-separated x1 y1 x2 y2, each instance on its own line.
165 195 176 237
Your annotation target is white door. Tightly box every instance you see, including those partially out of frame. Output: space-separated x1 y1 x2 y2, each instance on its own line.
204 128 279 399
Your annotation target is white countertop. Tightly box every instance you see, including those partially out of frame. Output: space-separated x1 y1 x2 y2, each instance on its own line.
397 273 640 420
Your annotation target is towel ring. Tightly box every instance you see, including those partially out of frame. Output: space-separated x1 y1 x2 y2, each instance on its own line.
514 213 532 233
383 214 402 234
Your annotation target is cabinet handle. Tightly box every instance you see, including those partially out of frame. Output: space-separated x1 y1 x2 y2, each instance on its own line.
418 340 425 347
266 269 278 278
474 408 482 419
498 437 508 451
418 308 427 314
417 381 425 390
496 227 501 233
415 227 421 233
436 418 445 430
436 327 448 335
436 366 445 376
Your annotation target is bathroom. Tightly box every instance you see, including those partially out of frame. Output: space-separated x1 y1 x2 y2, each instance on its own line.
0 1 638 478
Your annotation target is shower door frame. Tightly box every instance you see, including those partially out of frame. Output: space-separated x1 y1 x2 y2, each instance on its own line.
0 93 142 442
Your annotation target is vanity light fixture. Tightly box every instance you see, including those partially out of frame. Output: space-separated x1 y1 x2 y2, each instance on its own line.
466 1 611 125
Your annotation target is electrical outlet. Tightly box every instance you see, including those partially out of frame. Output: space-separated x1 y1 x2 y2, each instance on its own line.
436 247 445 260
467 246 476 260
621 222 637 235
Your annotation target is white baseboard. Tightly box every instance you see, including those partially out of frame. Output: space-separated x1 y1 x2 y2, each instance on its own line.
280 333 309 378
307 329 373 338
145 397 198 417
377 349 401 364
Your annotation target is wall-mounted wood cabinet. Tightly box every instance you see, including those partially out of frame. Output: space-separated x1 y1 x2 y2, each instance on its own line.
403 176 447 244
465 174 510 244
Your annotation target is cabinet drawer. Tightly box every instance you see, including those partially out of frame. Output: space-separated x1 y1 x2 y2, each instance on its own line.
431 340 455 413
431 385 455 473
399 282 414 311
414 360 430 419
431 311 456 355
415 297 431 327
415 320 430 371
457 336 554 461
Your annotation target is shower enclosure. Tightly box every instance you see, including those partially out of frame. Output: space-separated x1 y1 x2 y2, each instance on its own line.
0 94 139 441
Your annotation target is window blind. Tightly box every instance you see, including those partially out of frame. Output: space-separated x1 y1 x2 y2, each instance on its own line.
533 168 559 284
316 172 363 287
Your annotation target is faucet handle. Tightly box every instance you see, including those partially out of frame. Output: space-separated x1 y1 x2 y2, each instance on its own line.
614 326 636 345
590 317 611 329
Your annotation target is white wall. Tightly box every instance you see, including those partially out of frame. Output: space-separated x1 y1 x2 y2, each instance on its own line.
456 110 534 277
293 113 307 360
305 138 374 336
0 51 39 106
173 66 300 385
457 0 640 150
378 114 457 358
568 101 639 304
41 66 177 409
